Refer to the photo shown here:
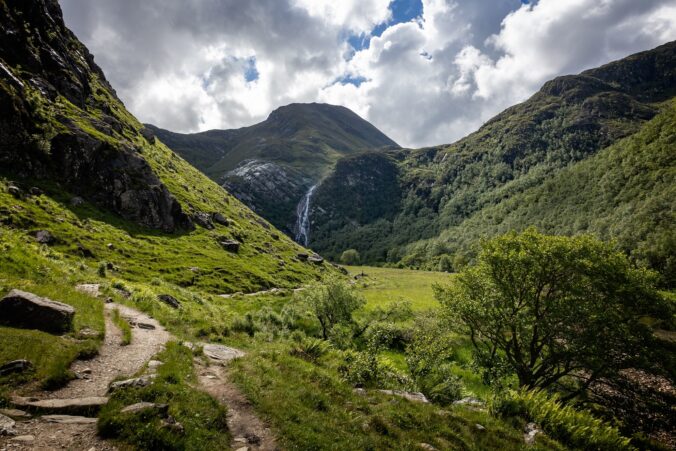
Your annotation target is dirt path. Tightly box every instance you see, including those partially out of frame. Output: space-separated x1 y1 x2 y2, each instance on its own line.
195 350 278 451
0 301 171 451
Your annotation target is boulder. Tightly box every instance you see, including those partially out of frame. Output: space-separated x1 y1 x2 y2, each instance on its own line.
0 413 16 436
120 402 168 416
140 127 156 144
192 211 214 230
378 390 429 403
7 185 22 199
308 254 324 264
28 187 43 196
0 290 75 334
108 375 155 392
219 239 240 253
34 230 54 244
202 343 245 362
157 294 180 309
296 252 309 261
70 196 85 207
212 212 230 226
0 359 33 376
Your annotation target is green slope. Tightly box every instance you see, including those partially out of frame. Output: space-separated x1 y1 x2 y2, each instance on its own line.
309 41 676 284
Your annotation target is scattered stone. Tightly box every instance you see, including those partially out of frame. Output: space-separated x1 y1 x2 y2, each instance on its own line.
0 289 75 334
219 239 240 253
419 444 438 451
76 243 95 258
120 402 168 416
212 212 230 226
202 343 245 362
10 435 34 442
136 322 156 330
245 432 261 445
475 423 486 431
76 327 100 340
75 283 100 297
160 415 184 434
28 187 43 196
0 359 33 376
0 409 30 420
296 252 309 261
157 294 181 309
524 422 541 445
42 415 97 424
81 368 92 374
7 185 23 199
378 390 429 403
140 127 156 144
106 243 115 250
353 388 367 396
115 287 131 298
70 196 85 207
234 437 247 443
235 447 249 451
0 413 17 436
34 230 54 244
192 211 214 229
109 375 155 392
105 297 114 304
308 254 324 264
11 396 108 415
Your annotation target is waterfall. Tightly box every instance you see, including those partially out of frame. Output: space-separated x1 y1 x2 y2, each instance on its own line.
295 184 317 246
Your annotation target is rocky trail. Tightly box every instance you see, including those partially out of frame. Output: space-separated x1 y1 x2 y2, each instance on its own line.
0 286 275 451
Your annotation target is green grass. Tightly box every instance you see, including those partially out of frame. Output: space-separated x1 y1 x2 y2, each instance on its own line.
111 308 132 346
98 342 230 450
230 342 563 450
346 266 451 311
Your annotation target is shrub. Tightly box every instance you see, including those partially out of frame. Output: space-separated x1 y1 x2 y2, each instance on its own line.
290 338 331 363
340 249 361 265
492 389 634 450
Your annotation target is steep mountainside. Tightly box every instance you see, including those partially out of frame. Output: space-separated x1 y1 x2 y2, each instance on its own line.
309 41 675 283
0 0 328 293
148 103 399 235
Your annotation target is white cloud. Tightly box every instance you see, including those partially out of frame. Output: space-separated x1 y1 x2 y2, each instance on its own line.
60 0 676 148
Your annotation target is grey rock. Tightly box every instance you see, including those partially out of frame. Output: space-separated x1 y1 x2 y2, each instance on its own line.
11 396 108 415
219 239 240 253
160 415 184 434
296 252 309 261
140 127 156 144
0 359 33 376
135 322 156 330
28 186 43 196
108 375 155 392
42 414 97 424
70 196 85 207
308 254 324 264
202 343 245 362
121 402 168 416
524 422 541 445
0 413 16 436
7 185 22 199
212 212 230 226
192 211 214 229
10 434 34 442
475 423 486 431
378 390 429 403
157 294 180 309
75 283 100 297
418 444 438 451
452 397 486 408
34 230 54 244
0 289 75 334
0 409 30 420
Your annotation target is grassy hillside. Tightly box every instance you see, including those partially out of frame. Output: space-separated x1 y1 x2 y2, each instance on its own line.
309 41 676 285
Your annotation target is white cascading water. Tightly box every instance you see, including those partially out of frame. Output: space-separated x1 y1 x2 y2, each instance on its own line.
295 184 317 246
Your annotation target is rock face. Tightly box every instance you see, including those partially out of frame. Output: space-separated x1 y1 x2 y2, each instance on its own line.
0 0 193 233
0 289 75 334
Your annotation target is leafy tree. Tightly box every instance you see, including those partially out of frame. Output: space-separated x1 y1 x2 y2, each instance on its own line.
299 277 365 340
438 255 453 272
340 249 361 265
436 229 669 399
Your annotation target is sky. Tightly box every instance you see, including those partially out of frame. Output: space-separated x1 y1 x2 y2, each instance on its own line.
60 0 676 148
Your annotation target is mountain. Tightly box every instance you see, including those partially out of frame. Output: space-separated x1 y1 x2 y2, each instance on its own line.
308 41 676 284
148 103 399 236
0 0 329 293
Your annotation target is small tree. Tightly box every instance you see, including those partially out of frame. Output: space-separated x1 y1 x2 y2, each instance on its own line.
299 277 365 340
438 255 453 272
436 229 669 398
340 249 361 265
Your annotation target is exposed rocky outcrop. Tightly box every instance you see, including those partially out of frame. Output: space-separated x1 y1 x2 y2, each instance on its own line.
0 0 192 232
0 289 74 334
0 360 33 376
157 294 180 309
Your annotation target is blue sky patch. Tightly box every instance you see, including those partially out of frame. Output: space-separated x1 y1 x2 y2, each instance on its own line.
348 0 423 51
244 56 259 82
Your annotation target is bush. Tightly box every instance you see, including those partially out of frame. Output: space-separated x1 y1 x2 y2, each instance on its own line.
290 338 331 363
340 249 361 265
492 389 634 450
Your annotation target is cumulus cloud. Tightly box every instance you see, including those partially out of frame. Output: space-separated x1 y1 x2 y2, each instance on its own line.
60 0 676 148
